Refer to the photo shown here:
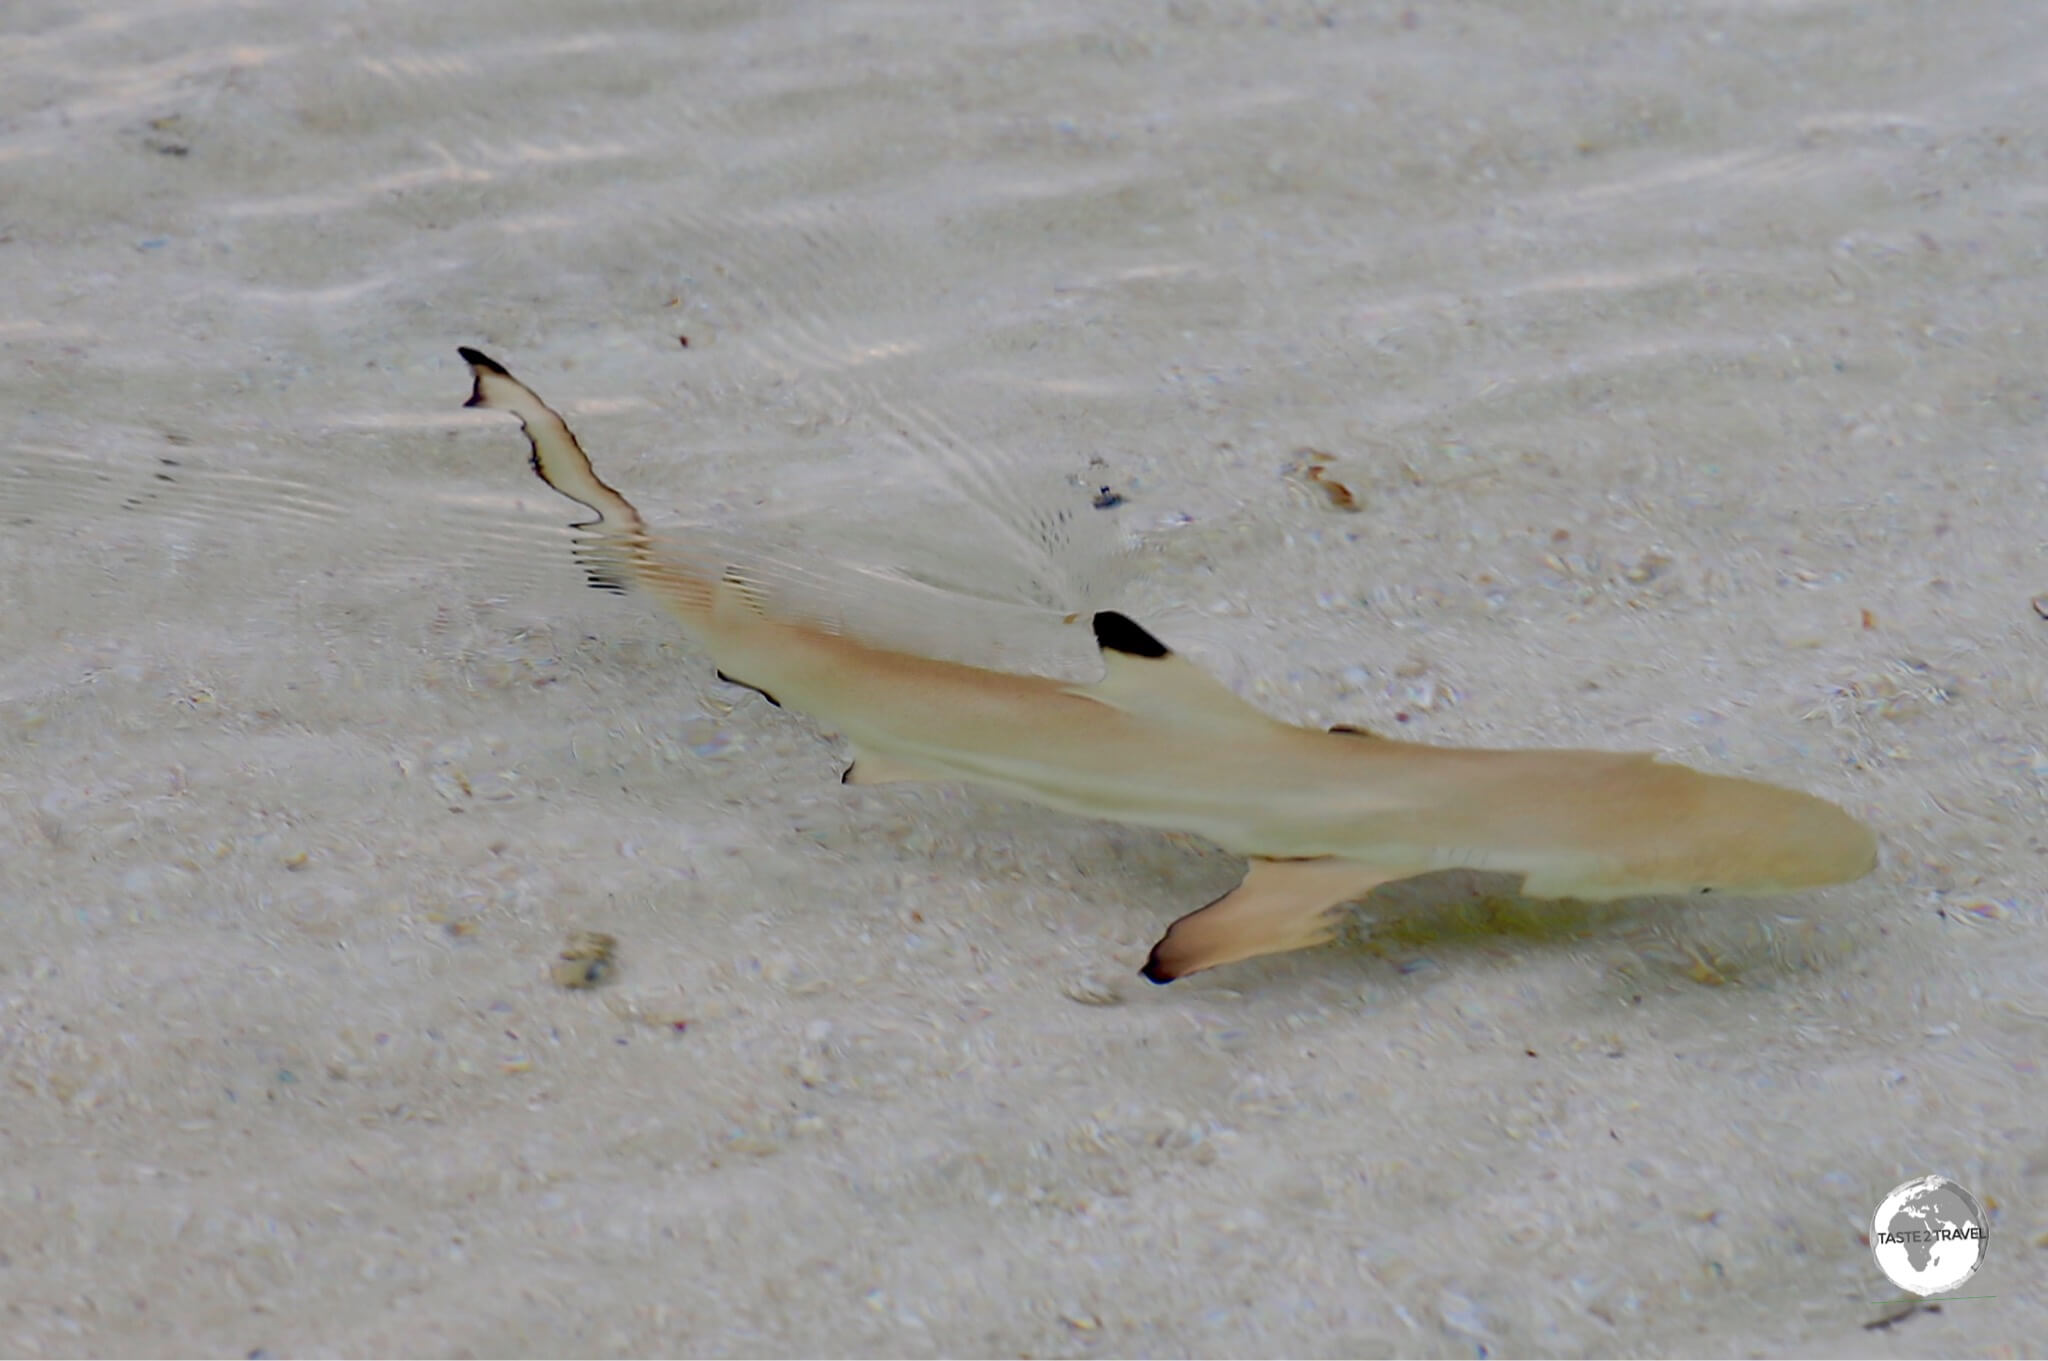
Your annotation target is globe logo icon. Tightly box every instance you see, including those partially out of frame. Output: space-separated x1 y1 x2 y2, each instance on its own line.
1871 1175 1988 1296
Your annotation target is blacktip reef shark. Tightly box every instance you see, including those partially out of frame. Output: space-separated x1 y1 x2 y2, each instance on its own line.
457 348 1878 983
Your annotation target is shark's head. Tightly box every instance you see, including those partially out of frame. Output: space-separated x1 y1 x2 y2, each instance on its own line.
1679 776 1878 895
1534 765 1878 902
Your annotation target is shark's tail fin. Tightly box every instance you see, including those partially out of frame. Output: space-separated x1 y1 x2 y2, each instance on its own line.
459 347 653 596
457 347 1115 674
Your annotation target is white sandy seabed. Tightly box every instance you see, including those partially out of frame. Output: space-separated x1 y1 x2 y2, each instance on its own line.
2 1 2046 1356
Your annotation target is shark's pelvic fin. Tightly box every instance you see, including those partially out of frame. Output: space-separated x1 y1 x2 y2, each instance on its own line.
1141 858 1400 982
1070 610 1279 731
716 670 781 708
841 747 947 786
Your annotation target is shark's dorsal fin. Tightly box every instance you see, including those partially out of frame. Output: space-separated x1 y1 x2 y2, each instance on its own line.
1066 611 1279 730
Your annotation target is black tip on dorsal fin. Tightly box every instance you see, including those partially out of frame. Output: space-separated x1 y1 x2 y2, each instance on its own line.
1328 724 1382 739
1092 610 1171 659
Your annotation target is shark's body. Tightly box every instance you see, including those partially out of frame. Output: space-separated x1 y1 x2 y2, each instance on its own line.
459 348 1878 980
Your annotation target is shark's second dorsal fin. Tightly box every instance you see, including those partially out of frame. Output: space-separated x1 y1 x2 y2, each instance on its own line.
1067 611 1279 731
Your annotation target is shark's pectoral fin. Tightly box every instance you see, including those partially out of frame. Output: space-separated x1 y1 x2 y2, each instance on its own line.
840 746 947 786
1141 858 1402 983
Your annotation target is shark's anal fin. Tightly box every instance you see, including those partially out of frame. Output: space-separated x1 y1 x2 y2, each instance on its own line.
840 746 947 786
1141 858 1403 983
1069 610 1278 731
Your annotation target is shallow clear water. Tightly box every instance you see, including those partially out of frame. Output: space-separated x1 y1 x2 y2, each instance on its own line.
3 1 2045 1353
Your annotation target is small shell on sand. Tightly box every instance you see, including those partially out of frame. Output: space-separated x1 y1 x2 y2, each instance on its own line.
551 930 618 989
1289 449 1367 511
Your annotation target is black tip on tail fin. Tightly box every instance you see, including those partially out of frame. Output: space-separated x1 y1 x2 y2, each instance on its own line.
1092 610 1171 659
458 347 511 409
